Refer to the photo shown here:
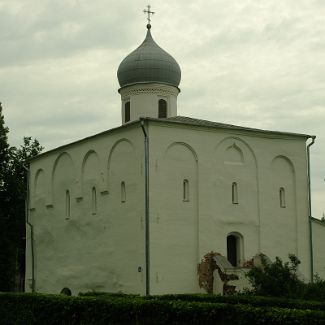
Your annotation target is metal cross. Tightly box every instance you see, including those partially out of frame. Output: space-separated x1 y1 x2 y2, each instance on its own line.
143 5 155 24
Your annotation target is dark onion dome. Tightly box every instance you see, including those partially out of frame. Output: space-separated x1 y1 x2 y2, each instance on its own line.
117 24 181 88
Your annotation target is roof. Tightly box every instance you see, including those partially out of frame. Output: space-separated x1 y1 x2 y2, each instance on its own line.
30 115 313 162
117 25 181 89
151 116 313 138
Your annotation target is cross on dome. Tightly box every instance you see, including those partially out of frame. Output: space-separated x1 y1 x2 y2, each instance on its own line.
143 5 155 26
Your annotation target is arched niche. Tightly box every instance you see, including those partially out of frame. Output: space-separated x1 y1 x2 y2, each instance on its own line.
165 142 198 162
82 150 100 186
107 139 136 193
271 155 295 175
269 155 297 256
224 143 244 164
270 155 296 208
81 150 101 214
215 137 257 167
52 152 75 205
106 139 140 290
162 142 198 205
215 137 259 222
157 142 198 293
34 169 47 199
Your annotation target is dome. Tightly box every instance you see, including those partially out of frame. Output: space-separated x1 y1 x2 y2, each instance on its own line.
117 25 181 88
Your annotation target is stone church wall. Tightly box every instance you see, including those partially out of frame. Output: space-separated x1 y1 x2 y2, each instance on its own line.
26 125 146 295
150 141 199 294
27 119 313 295
148 120 311 294
312 219 325 279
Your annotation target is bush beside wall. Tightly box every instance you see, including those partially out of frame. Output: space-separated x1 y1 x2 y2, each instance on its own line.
1 293 325 325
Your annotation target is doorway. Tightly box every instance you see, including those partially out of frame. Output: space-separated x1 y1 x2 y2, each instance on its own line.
227 233 243 267
227 235 237 266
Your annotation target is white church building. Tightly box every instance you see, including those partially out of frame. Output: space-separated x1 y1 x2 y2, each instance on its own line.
25 19 325 295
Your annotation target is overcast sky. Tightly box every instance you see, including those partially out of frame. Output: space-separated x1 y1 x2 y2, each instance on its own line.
0 0 324 218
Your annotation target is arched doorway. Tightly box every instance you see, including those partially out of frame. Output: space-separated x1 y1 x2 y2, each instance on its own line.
227 233 243 267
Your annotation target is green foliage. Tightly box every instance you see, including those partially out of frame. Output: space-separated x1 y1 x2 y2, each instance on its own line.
0 103 43 292
304 275 325 301
246 254 305 298
245 254 325 301
0 103 10 191
1 292 325 325
0 103 15 291
149 293 325 311
79 291 139 298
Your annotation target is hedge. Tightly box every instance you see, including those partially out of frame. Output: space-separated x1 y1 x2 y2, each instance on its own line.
148 293 325 311
81 292 325 311
1 293 325 324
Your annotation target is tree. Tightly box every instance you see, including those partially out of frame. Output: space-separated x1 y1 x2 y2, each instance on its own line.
0 103 10 183
0 103 43 291
0 102 14 291
246 254 305 298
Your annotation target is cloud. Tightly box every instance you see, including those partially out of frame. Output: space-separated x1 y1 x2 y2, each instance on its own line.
1 0 324 216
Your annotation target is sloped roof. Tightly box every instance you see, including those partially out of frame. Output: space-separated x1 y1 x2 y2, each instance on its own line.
149 115 312 138
30 115 313 162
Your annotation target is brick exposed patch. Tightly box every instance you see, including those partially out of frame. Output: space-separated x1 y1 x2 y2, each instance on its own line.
197 251 239 295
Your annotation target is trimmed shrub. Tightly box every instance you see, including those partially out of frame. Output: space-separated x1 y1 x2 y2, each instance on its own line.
1 292 325 324
150 293 325 311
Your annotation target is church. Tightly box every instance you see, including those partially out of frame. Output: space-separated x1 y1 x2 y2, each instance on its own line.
25 14 325 295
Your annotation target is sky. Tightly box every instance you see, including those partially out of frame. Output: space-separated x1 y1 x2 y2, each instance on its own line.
0 0 324 218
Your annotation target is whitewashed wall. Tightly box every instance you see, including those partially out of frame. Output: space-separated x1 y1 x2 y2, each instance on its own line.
26 124 146 295
312 219 325 279
148 120 311 294
119 83 179 124
27 118 314 295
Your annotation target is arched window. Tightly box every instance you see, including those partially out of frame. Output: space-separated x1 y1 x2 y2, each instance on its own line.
232 182 238 204
125 101 130 123
121 181 126 203
227 233 243 267
280 187 286 208
158 99 167 118
183 179 189 202
92 187 97 214
65 190 70 219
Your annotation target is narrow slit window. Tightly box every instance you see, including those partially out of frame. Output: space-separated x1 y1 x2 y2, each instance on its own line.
92 187 97 214
158 99 167 118
66 190 70 218
121 181 126 203
183 179 189 202
280 187 286 208
232 182 238 204
125 101 130 123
